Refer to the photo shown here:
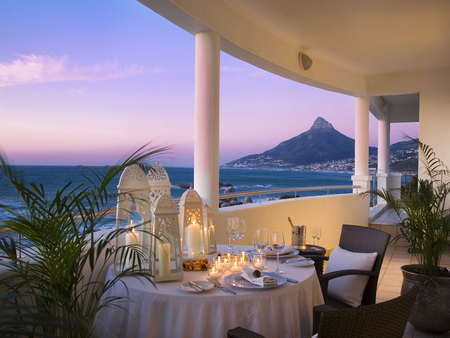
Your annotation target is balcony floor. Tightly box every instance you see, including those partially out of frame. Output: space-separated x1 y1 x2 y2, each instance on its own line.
377 239 450 337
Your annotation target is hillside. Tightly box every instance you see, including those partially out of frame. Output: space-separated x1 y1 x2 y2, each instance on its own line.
223 117 377 168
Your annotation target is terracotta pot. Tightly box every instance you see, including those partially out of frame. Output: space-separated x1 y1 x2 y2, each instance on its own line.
401 264 450 334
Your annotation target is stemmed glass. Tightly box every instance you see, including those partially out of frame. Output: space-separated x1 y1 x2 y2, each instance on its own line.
312 226 317 250
316 227 322 249
226 217 239 254
254 228 268 253
270 231 285 274
237 220 246 253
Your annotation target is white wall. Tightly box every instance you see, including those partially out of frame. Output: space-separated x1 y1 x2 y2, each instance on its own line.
214 193 370 251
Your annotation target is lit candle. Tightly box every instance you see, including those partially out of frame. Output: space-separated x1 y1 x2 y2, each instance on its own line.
254 261 262 269
209 265 220 278
126 227 139 246
158 242 171 278
230 256 240 273
186 220 200 258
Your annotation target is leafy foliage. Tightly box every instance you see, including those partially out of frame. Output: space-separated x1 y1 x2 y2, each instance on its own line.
0 145 169 337
363 138 450 277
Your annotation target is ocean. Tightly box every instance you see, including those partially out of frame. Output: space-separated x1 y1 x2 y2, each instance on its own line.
0 166 353 233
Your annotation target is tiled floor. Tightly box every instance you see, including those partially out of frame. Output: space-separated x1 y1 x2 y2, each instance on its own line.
376 236 450 337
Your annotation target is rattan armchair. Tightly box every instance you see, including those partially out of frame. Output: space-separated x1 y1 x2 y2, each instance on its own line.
310 224 391 333
226 287 418 338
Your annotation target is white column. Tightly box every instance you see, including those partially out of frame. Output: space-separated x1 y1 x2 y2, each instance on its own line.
194 31 220 213
352 96 371 193
376 119 390 198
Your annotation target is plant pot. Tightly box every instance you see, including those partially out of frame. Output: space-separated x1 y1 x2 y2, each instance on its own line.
401 264 450 334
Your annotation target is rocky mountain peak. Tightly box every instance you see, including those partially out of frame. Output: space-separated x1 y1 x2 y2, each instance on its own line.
309 117 334 131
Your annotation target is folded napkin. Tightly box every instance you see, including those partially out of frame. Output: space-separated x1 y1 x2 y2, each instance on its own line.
241 268 278 287
263 244 293 256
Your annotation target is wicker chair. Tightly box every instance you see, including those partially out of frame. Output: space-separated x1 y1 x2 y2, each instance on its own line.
226 287 418 338
310 224 391 333
316 286 418 338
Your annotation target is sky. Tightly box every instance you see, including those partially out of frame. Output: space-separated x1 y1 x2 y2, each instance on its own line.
0 0 419 167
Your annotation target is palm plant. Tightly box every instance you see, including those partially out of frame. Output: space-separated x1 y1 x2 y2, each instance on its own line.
0 145 169 337
363 139 450 277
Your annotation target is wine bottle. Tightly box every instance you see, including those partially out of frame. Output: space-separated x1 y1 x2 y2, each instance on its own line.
288 217 295 227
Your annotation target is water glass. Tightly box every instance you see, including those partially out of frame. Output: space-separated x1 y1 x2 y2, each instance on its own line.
238 220 246 253
270 231 285 274
254 228 268 253
312 226 317 250
252 253 267 271
227 217 239 254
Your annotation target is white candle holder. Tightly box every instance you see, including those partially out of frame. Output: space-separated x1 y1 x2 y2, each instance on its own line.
147 162 172 218
151 192 183 282
203 204 217 254
114 165 152 274
179 188 207 259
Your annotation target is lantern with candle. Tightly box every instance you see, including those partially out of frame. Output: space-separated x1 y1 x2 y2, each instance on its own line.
202 204 217 254
151 192 183 282
179 188 207 259
114 165 152 274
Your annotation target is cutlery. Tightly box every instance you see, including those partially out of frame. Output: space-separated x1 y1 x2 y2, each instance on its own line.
211 278 237 295
188 280 205 291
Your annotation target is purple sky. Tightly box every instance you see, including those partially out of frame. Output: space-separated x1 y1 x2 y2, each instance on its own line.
0 0 418 167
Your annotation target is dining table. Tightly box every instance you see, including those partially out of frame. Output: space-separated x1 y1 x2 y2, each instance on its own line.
91 245 324 338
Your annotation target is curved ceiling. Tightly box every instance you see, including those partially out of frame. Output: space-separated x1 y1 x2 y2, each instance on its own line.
224 0 450 74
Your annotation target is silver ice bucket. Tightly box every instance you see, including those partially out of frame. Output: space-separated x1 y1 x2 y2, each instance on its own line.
292 225 307 250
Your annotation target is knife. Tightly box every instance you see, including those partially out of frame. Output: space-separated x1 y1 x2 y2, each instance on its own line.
262 272 298 284
188 280 205 291
282 258 310 264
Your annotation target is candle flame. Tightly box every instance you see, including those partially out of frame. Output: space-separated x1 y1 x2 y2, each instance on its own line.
131 227 135 234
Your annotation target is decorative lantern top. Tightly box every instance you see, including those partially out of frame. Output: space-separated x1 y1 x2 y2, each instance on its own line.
117 165 150 191
179 188 202 207
153 192 178 217
147 162 171 188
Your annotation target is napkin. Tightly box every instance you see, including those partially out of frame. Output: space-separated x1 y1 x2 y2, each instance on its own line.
263 244 294 256
241 268 278 287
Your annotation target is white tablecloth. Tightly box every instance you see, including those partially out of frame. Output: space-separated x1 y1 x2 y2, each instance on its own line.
92 245 324 338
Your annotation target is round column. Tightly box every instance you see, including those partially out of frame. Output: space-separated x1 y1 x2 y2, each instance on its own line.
377 119 390 174
194 31 220 213
352 96 371 194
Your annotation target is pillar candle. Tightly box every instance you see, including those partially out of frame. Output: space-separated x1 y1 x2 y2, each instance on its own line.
187 221 200 258
158 243 171 278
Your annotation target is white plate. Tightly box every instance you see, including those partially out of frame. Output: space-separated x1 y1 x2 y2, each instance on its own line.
224 272 287 289
179 281 214 293
286 258 315 267
250 249 300 259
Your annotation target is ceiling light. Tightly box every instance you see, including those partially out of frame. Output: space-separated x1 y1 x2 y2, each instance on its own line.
298 53 313 71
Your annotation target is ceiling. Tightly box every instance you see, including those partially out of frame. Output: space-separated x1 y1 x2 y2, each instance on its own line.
224 0 450 75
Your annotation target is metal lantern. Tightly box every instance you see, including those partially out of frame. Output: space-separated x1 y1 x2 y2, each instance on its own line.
151 192 183 282
147 162 172 209
114 165 151 274
179 188 207 259
203 203 217 254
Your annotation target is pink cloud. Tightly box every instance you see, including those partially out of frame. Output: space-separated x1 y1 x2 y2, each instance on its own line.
0 54 162 87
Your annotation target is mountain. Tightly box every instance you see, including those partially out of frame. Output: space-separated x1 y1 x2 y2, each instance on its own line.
223 117 377 168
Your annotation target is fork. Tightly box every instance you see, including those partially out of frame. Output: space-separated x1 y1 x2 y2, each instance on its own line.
210 278 237 295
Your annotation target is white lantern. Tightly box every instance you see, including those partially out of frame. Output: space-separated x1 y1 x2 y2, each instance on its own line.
203 204 217 254
147 162 172 209
114 165 151 274
179 188 206 259
151 192 183 282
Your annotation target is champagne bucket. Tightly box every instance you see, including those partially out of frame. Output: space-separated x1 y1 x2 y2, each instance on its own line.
292 225 307 250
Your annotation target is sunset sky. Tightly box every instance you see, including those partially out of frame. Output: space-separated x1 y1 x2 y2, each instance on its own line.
0 0 419 167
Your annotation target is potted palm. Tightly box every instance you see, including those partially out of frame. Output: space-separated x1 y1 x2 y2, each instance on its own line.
363 139 450 333
0 145 168 337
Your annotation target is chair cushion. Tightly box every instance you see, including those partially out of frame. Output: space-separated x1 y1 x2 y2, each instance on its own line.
325 246 378 307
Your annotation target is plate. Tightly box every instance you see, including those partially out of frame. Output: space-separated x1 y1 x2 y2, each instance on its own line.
224 272 287 289
250 249 300 259
286 258 315 267
179 281 214 293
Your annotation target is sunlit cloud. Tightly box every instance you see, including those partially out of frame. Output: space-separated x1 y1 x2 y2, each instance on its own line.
0 54 163 87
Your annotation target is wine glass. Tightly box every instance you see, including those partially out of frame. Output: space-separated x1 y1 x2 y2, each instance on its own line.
226 217 239 254
270 231 285 274
312 226 317 250
316 227 322 249
254 228 268 253
237 220 246 254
